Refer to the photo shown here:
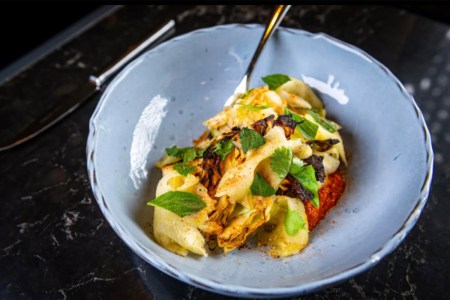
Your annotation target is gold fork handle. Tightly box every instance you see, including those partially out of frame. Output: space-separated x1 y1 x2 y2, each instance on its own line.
241 5 292 91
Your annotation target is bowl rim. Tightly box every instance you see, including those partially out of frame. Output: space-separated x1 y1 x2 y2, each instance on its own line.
86 23 434 298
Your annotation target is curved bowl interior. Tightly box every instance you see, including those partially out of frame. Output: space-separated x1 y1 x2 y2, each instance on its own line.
87 24 432 297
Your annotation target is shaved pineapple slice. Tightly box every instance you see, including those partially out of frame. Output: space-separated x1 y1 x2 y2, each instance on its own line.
257 196 309 258
277 78 324 109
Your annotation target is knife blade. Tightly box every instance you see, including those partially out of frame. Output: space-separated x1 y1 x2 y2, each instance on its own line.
0 19 175 151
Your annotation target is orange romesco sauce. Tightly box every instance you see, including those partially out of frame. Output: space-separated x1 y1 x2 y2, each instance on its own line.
305 171 346 230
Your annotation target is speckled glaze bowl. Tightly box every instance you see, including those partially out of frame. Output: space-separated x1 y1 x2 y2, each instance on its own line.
86 24 433 298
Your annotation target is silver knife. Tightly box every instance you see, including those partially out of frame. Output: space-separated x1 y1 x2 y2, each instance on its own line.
0 19 175 151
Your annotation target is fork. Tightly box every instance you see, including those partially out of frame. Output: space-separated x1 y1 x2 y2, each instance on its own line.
224 5 291 107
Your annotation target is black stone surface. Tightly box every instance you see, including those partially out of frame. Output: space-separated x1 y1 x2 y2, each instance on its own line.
1 5 449 299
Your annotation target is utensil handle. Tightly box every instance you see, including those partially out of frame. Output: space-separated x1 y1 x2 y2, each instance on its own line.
244 5 291 88
89 19 175 88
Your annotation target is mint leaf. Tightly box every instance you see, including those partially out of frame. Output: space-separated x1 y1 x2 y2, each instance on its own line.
307 109 337 133
236 103 269 111
289 164 319 207
262 74 291 90
239 127 266 153
147 191 206 217
284 210 306 236
270 147 293 179
284 108 318 140
250 173 275 196
213 139 234 160
173 163 195 177
165 146 205 162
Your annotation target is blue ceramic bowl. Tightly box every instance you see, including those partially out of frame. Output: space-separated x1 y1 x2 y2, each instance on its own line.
86 24 433 298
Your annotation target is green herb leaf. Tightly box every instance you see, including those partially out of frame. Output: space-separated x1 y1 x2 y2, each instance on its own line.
166 146 189 158
239 127 266 153
289 157 304 174
196 147 207 157
165 146 205 163
289 165 319 207
284 210 306 236
213 139 234 160
250 173 275 196
182 148 197 162
270 147 293 179
173 163 195 177
236 103 269 111
297 119 319 140
284 108 318 140
307 109 337 133
262 74 291 90
147 191 206 217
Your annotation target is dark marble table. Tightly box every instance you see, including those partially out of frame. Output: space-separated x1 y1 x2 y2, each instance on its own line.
1 5 449 299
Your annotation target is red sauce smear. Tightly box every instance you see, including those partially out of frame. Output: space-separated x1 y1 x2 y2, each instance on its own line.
305 171 346 231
